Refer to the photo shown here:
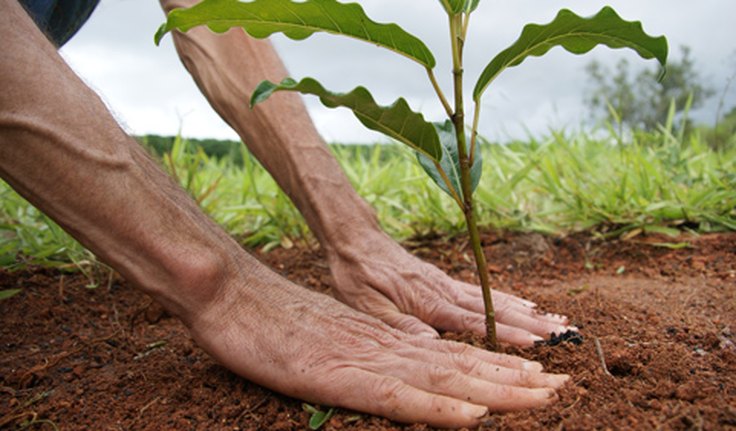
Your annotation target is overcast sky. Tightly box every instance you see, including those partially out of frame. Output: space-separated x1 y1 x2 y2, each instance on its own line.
59 0 736 143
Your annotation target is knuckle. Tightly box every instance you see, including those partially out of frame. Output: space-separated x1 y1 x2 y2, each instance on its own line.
513 369 536 388
494 383 517 403
426 393 454 417
371 376 407 415
418 298 443 320
439 339 474 358
460 313 483 331
494 300 514 320
426 365 461 387
450 353 481 376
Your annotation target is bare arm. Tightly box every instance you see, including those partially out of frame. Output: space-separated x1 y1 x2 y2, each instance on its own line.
160 0 379 253
0 1 247 320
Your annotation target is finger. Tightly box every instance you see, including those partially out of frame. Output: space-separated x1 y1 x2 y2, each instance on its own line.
496 322 545 346
407 337 546 372
424 300 486 334
457 281 535 308
375 360 559 412
386 345 568 389
425 298 544 346
491 288 537 308
457 288 571 332
332 369 488 428
460 282 570 325
528 311 570 325
495 306 571 339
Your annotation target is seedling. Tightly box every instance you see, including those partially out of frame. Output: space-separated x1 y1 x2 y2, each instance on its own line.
302 403 336 430
157 0 667 348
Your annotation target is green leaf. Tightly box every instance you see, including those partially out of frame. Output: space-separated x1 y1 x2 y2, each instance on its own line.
464 0 481 13
156 0 435 69
417 121 482 201
0 289 22 301
650 242 692 250
251 77 442 161
302 404 335 430
473 6 668 101
308 408 335 430
643 225 681 237
443 0 481 14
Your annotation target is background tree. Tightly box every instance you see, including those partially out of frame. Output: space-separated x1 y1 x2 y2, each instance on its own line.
585 46 714 131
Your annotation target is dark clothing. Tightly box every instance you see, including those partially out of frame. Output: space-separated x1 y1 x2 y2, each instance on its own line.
19 0 99 47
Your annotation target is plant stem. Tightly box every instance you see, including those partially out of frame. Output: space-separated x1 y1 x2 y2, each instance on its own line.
426 68 454 119
449 13 497 349
433 160 464 208
464 199 497 349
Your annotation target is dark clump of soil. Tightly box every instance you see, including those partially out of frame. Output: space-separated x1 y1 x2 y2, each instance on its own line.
1 231 735 430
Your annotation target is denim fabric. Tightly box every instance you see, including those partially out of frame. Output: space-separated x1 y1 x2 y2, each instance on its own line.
20 0 99 47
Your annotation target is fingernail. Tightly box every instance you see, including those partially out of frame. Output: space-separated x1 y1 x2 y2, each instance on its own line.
567 326 580 332
462 404 488 419
531 334 545 345
522 361 544 372
554 326 569 335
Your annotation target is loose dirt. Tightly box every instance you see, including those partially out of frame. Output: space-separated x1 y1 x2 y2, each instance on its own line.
1 231 734 430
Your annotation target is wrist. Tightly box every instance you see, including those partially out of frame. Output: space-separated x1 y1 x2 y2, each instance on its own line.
316 193 386 255
140 235 245 328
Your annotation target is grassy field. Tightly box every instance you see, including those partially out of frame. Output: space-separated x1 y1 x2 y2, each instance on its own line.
1 125 734 272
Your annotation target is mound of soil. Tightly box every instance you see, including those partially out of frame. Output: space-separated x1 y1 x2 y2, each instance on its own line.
1 231 735 430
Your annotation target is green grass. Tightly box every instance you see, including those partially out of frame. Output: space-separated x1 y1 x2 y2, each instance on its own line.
1 127 734 272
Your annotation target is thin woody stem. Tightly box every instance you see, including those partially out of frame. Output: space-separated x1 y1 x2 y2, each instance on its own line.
464 201 497 348
449 12 497 349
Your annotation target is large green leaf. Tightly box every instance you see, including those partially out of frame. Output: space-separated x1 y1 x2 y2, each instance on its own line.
156 0 435 69
473 6 668 101
417 121 482 201
252 78 441 161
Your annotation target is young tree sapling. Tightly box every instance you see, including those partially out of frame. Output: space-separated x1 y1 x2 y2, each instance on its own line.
157 0 668 348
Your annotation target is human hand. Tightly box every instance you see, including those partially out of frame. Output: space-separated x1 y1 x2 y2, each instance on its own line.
327 231 575 345
186 264 569 428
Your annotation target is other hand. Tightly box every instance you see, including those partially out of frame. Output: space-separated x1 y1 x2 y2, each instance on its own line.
328 231 575 345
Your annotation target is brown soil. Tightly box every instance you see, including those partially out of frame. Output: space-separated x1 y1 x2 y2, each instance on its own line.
1 231 735 430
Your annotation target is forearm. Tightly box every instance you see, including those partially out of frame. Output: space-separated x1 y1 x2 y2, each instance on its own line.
160 0 382 254
0 1 256 322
